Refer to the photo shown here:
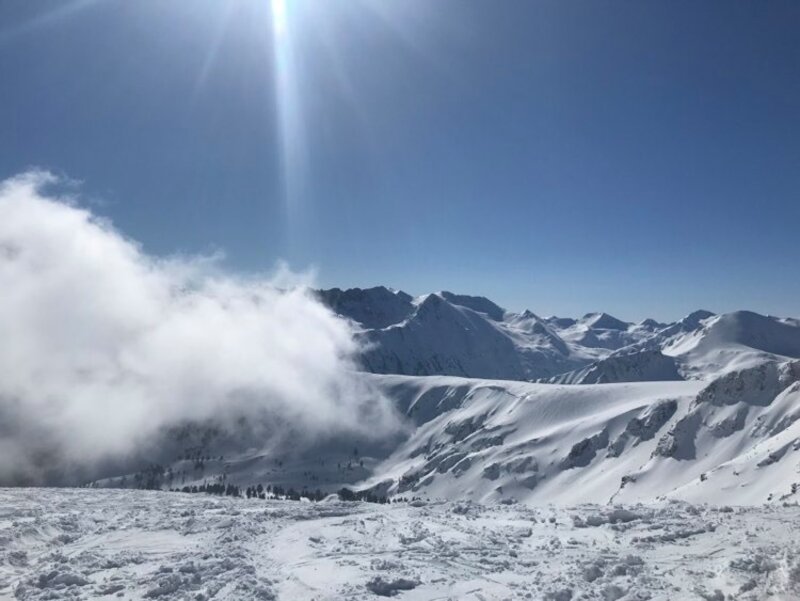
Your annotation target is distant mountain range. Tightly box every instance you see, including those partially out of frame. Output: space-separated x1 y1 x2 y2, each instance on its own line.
315 286 800 383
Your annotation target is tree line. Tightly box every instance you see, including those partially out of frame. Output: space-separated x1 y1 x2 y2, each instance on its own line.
170 482 418 505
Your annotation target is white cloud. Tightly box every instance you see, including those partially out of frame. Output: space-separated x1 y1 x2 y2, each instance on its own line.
0 171 400 485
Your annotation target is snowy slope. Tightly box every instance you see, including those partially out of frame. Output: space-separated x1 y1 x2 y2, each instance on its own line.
115 361 800 507
663 310 800 379
545 349 683 384
359 361 800 506
361 375 704 504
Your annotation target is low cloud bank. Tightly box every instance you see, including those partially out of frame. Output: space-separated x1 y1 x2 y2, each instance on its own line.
0 171 399 485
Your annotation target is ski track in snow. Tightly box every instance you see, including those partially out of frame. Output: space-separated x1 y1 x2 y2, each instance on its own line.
2 489 800 601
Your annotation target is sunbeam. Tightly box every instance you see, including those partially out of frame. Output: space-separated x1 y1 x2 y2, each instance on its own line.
272 0 288 38
270 0 308 252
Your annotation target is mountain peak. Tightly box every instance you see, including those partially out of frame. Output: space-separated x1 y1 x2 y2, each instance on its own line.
438 291 506 321
581 312 630 331
685 309 715 323
315 286 414 329
638 318 665 329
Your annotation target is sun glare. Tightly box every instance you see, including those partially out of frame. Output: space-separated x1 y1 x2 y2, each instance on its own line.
271 0 288 38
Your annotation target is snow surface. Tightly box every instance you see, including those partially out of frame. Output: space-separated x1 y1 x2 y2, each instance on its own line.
3 488 800 601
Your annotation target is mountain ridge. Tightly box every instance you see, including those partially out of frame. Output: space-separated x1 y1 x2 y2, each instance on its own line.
315 287 800 384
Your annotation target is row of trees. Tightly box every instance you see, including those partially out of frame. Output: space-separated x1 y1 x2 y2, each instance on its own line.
171 482 399 505
177 483 241 496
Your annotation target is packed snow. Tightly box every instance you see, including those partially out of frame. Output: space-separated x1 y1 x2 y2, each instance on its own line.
3 488 800 601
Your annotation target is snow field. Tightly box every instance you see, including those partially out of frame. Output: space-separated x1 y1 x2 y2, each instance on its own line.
2 489 800 600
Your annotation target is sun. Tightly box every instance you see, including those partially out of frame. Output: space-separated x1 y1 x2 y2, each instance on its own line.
271 0 288 38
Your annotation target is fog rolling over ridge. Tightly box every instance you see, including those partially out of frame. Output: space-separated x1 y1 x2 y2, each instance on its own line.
0 172 401 486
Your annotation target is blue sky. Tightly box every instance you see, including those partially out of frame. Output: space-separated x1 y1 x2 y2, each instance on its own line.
1 0 799 321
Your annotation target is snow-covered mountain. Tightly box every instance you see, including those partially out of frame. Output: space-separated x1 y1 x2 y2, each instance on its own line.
579 309 800 382
316 287 800 384
356 293 581 381
314 287 664 381
663 310 800 379
84 288 800 508
316 286 415 330
97 359 800 506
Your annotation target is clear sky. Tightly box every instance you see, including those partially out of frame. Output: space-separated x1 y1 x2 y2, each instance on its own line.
2 0 799 321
